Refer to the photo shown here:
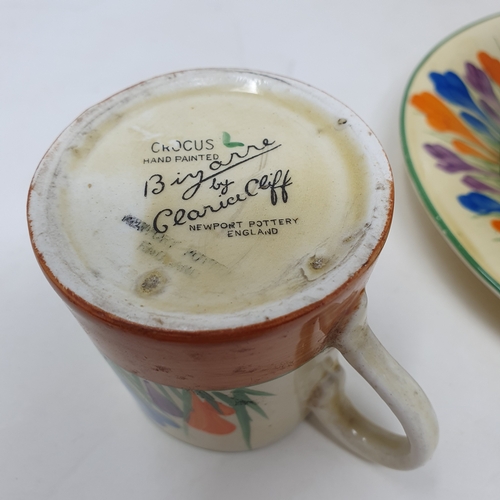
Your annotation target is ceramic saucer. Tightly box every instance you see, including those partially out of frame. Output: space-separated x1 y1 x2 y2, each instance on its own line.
401 14 500 296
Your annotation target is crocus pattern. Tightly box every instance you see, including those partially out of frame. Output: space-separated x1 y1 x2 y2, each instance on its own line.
411 50 500 235
109 361 273 449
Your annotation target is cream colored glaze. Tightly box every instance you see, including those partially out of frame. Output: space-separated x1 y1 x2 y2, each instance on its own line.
48 83 369 314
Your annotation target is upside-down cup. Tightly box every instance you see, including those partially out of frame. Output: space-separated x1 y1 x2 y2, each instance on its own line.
27 69 438 469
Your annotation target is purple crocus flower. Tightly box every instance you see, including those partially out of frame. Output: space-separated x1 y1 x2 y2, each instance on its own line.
480 99 500 124
461 175 500 194
466 62 500 123
144 380 183 417
137 399 181 428
465 63 497 100
424 144 478 173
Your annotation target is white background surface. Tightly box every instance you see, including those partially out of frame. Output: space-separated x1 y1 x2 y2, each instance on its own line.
2 1 500 499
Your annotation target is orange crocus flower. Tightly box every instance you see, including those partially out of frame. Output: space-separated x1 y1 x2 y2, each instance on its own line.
491 219 500 233
188 393 236 435
478 51 500 87
452 140 499 163
411 92 493 154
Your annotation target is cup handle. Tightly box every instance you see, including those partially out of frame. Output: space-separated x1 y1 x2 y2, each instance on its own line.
309 292 438 470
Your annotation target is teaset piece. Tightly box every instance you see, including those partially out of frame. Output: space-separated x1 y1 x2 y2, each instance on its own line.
28 69 438 469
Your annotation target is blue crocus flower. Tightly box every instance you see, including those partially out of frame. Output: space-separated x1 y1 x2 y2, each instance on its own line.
430 71 486 119
460 112 497 140
458 192 500 215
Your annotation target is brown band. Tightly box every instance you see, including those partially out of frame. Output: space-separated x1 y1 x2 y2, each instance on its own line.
30 224 384 389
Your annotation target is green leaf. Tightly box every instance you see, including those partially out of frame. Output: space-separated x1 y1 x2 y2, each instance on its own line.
231 389 269 419
195 390 224 414
124 373 145 394
181 390 192 422
231 389 253 402
245 400 268 419
235 405 252 449
111 364 145 396
222 131 244 148
212 391 236 407
238 388 274 397
168 386 183 399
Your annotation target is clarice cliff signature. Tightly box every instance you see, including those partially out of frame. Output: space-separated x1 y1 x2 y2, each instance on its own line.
148 137 292 234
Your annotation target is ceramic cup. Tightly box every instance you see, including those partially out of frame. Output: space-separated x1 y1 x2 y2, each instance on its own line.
27 69 438 470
